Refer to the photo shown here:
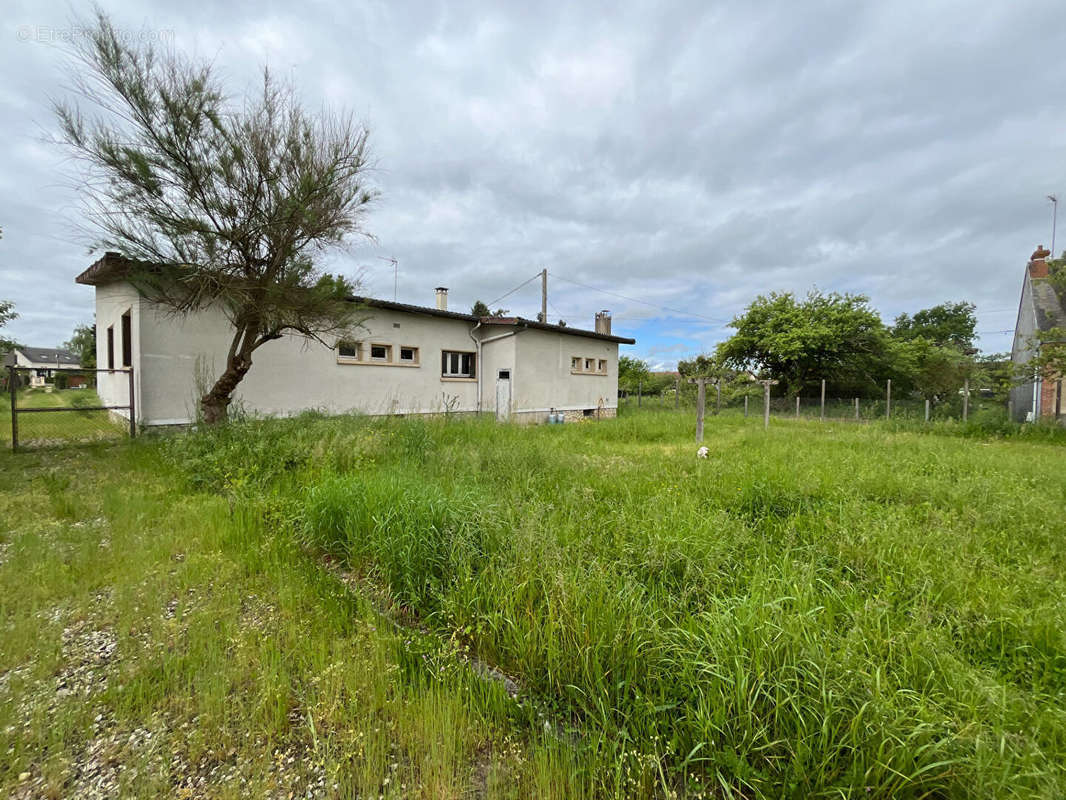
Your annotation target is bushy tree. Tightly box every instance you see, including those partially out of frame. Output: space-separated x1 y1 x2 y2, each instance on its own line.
0 299 17 356
53 11 376 423
470 301 509 317
892 302 977 349
618 355 651 393
716 290 892 396
64 323 96 369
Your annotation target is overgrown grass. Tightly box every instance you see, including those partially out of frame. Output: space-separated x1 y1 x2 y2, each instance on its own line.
164 408 1066 797
5 409 1066 797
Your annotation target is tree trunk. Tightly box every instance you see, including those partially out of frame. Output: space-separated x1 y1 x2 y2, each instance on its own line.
200 323 257 424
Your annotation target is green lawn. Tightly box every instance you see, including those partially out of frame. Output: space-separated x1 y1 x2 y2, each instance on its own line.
2 409 1065 798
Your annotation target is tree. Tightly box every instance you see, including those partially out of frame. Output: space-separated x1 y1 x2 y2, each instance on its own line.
716 290 893 396
893 337 973 404
64 323 97 369
0 299 17 356
54 12 376 423
617 355 651 394
470 300 509 317
891 302 977 349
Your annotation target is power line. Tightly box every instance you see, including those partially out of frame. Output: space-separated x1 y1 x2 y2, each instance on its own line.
546 272 730 324
487 272 542 308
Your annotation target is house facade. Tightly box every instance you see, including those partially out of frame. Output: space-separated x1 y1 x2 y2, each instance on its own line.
76 253 635 426
3 346 82 387
1010 245 1065 422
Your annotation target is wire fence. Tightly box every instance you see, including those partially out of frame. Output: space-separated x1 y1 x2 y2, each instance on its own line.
4 366 135 450
619 377 1005 426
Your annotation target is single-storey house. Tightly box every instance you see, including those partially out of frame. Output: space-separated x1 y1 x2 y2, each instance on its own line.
2 346 82 387
75 252 635 426
1010 245 1065 422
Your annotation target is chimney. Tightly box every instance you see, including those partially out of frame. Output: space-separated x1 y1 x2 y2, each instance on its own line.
594 310 612 335
435 287 448 310
1030 245 1051 279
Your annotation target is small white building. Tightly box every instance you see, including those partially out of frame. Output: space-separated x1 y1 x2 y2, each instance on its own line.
3 346 82 387
76 252 635 426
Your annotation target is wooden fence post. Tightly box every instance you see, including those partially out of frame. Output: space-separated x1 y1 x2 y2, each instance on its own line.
886 379 892 419
820 379 826 421
695 378 706 442
128 368 137 438
962 377 969 422
8 366 17 451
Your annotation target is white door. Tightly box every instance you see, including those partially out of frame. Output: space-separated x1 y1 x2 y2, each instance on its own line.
495 370 511 421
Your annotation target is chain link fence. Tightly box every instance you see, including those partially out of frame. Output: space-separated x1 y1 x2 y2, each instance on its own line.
4 366 135 450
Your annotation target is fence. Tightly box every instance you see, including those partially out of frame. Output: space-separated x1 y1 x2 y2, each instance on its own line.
619 376 1006 436
5 366 135 450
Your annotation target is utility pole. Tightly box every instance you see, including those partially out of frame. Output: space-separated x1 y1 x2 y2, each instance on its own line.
541 268 548 324
1050 195 1059 258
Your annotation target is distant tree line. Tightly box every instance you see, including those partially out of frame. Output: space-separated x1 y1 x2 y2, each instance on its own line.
623 290 1013 408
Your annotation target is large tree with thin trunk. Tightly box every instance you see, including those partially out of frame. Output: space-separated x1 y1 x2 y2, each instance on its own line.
53 11 377 423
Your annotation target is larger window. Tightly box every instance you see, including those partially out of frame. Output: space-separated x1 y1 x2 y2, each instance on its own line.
442 350 476 378
107 325 115 370
121 310 132 368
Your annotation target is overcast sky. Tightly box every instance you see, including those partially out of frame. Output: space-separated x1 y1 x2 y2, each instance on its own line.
2 1 1064 368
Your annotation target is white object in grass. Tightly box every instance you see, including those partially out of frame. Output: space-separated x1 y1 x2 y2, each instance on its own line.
696 446 709 459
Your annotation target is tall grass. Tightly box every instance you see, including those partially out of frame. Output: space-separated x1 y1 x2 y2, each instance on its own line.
161 409 1066 798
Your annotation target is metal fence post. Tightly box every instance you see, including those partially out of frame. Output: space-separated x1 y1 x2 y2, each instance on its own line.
763 382 770 430
962 377 969 422
854 397 859 420
8 366 17 451
925 398 930 423
820 379 826 421
638 379 642 407
886 379 892 419
744 395 749 417
795 395 800 418
696 378 706 441
715 380 721 415
127 368 137 438
674 376 680 410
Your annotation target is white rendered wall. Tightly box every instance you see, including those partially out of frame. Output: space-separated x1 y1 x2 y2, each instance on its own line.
512 328 618 417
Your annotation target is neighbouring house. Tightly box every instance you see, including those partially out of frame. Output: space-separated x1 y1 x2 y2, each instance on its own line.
2 346 82 388
1010 245 1065 422
75 252 635 427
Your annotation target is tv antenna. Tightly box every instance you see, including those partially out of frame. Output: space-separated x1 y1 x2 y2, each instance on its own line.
378 256 398 300
1049 195 1059 258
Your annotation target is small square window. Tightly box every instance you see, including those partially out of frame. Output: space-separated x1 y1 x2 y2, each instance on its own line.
337 341 359 358
571 356 581 371
585 358 595 372
370 344 391 361
598 359 607 373
399 346 418 363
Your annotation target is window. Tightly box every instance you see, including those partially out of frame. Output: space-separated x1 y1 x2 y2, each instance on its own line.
121 310 132 368
107 326 115 370
399 346 419 364
571 354 607 375
598 359 608 374
337 341 360 359
571 356 581 371
442 350 476 378
369 344 391 362
584 358 595 372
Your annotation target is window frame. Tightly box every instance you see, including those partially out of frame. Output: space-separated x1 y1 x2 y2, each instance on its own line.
441 349 476 380
336 340 361 360
398 345 420 365
368 343 392 363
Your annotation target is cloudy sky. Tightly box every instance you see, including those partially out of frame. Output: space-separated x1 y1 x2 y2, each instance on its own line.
2 1 1064 368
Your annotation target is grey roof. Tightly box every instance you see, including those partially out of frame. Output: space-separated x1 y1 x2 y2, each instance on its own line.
15 346 80 365
76 253 636 345
1031 278 1066 332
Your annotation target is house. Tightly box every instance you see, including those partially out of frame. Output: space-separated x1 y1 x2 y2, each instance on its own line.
2 346 82 388
75 252 635 426
1010 245 1065 422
